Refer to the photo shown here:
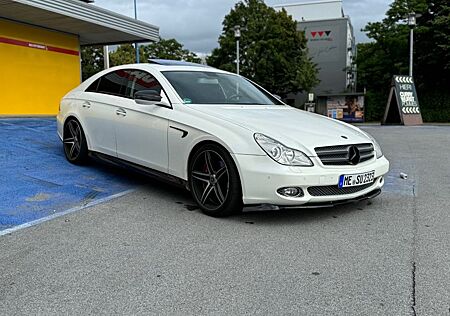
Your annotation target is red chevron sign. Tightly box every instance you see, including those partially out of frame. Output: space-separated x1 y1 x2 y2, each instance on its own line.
310 30 331 37
310 31 332 41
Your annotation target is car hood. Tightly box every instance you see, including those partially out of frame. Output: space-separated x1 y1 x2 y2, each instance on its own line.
189 104 371 156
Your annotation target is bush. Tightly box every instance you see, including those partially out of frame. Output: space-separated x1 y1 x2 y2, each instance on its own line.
419 90 450 122
364 89 450 123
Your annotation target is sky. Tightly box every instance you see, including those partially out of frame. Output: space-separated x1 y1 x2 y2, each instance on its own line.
94 0 392 54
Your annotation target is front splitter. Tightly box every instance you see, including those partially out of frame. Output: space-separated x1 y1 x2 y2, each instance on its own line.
278 188 382 209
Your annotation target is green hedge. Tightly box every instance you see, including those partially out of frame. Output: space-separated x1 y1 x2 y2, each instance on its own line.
364 89 450 123
419 90 450 122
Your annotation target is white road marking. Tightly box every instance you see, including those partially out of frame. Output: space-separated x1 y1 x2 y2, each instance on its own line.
0 189 136 237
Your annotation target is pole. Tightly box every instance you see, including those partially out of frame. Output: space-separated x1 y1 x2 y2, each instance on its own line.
409 27 413 77
236 39 240 75
134 0 140 63
103 45 109 69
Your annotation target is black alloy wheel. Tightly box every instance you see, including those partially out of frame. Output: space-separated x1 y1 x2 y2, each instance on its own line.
63 118 88 164
189 144 242 217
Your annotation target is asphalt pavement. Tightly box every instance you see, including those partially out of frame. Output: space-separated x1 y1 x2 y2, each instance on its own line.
1 125 449 315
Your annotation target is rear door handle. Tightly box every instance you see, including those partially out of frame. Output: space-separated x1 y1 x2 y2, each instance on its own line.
82 101 91 108
116 108 127 116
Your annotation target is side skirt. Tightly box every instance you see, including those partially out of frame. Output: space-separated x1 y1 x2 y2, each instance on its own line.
88 151 189 189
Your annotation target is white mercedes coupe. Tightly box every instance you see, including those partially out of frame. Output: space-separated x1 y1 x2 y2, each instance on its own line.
57 60 389 217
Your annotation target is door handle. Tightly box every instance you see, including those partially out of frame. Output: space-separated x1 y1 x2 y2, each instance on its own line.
116 108 127 116
82 101 91 108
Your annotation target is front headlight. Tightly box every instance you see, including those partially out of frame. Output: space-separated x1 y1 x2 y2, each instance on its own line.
365 133 383 158
254 133 313 166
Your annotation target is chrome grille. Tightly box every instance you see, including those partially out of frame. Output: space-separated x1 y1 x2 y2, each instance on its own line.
315 143 374 165
307 180 377 196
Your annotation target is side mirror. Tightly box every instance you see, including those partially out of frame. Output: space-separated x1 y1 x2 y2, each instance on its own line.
134 90 162 104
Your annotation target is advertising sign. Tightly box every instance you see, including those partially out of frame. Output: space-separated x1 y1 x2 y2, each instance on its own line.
382 75 422 125
326 95 364 122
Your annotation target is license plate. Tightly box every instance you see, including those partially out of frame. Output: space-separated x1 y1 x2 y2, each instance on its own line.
338 171 375 188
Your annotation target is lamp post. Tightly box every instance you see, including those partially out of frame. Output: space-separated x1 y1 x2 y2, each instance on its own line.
234 25 241 75
407 12 417 77
134 0 140 63
103 45 109 69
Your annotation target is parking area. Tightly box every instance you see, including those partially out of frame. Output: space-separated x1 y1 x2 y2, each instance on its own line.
0 118 143 232
0 119 449 315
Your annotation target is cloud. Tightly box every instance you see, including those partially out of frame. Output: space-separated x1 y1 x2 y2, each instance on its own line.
343 0 391 41
94 0 391 53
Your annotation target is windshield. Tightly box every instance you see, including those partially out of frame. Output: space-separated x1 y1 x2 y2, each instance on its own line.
162 71 281 105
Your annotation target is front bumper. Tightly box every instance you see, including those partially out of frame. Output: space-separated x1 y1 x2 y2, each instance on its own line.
277 188 381 209
232 154 389 206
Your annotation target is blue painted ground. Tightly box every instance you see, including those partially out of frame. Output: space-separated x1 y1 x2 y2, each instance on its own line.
0 118 141 231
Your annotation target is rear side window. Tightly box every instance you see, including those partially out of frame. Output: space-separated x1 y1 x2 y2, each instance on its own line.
85 78 100 92
96 71 125 96
84 69 167 103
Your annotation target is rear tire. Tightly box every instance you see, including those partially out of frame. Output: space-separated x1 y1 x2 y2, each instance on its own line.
189 144 243 217
63 118 88 165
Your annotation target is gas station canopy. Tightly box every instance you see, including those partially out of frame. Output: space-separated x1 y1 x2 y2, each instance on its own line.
0 0 159 45
0 0 160 115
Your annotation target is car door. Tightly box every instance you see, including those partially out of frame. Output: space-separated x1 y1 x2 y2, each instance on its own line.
114 69 170 173
82 71 125 156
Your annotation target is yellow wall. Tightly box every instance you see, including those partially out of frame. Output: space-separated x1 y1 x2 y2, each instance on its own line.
0 19 80 115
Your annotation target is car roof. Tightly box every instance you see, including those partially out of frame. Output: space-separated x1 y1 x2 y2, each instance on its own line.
107 60 232 75
148 59 211 68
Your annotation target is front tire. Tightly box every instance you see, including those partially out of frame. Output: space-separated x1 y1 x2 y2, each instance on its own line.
189 144 243 217
63 118 88 165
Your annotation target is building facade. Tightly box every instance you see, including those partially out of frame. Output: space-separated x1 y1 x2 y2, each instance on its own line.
274 1 363 122
275 0 357 95
298 17 356 94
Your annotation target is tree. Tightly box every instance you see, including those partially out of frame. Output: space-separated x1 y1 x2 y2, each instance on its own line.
109 39 201 67
296 54 320 93
109 44 136 67
81 46 104 81
142 38 201 63
207 0 318 96
81 38 201 79
357 0 450 121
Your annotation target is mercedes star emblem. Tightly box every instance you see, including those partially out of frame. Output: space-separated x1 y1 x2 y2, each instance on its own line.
348 145 360 165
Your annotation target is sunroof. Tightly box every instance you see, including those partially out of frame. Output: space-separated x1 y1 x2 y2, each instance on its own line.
148 59 209 68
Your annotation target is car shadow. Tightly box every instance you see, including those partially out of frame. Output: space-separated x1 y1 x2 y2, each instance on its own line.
236 200 374 225
87 158 376 225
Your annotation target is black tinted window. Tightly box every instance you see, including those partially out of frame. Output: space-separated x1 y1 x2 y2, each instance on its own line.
85 78 100 92
97 71 125 96
120 69 162 98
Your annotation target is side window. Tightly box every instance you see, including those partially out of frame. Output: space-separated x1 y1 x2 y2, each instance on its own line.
121 69 164 100
85 78 100 92
96 71 125 96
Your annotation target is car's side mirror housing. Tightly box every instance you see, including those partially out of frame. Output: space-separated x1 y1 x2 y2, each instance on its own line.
134 90 162 105
134 90 171 108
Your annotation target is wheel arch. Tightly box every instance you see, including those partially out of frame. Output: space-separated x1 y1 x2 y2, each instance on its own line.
63 114 92 150
186 139 244 196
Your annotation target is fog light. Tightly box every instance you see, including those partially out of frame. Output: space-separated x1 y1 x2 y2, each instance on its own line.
277 187 304 197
